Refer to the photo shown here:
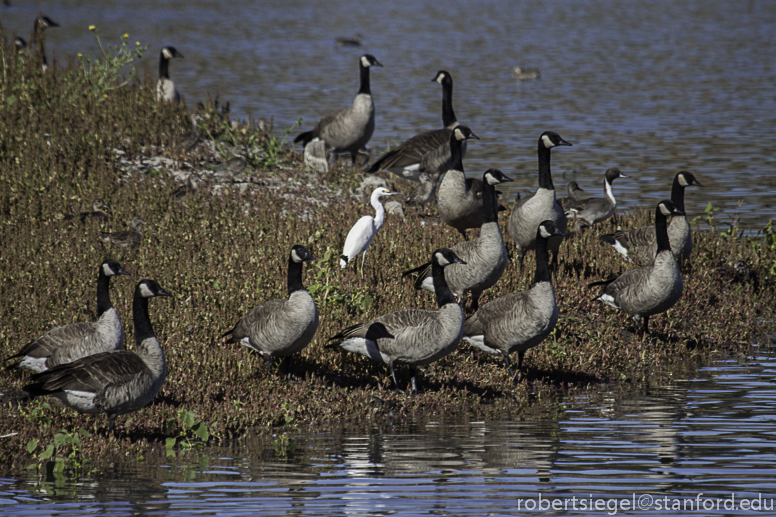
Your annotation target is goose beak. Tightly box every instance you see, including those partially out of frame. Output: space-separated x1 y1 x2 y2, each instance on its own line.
468 131 480 140
373 59 383 67
118 267 131 276
501 174 514 182
157 287 173 297
454 257 467 265
558 138 572 146
693 179 704 187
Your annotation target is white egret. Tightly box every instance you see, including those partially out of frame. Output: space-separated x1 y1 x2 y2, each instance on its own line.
340 187 400 274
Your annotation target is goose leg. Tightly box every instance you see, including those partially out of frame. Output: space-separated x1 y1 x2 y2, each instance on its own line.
108 414 117 433
409 367 419 395
265 354 273 373
388 363 400 393
458 229 469 241
502 352 514 378
517 350 526 371
517 249 526 272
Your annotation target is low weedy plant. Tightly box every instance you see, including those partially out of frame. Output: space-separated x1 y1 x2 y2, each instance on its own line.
0 33 774 478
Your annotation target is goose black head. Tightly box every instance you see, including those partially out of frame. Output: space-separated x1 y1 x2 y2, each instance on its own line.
483 168 513 185
677 171 703 188
432 248 466 268
161 47 183 60
452 125 479 142
360 54 382 68
290 245 315 263
657 199 685 218
14 37 27 52
605 167 628 182
433 70 451 85
102 259 131 277
537 220 566 239
137 279 172 299
539 131 572 149
37 15 59 29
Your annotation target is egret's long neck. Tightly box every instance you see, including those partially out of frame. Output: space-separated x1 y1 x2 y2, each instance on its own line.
372 196 386 231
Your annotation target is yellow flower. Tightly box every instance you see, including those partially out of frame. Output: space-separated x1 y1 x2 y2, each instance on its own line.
78 53 83 58
103 94 108 98
89 25 96 31
135 41 140 46
123 33 129 39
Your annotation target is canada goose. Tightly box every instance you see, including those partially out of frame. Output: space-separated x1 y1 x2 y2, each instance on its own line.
100 216 149 250
328 248 466 394
513 66 540 81
23 279 171 431
564 168 628 226
294 54 382 165
366 70 463 181
463 220 565 374
74 198 111 224
222 245 318 376
406 172 437 208
336 34 363 47
30 13 58 71
340 187 400 272
179 113 202 151
599 171 703 265
437 125 505 240
157 46 182 103
591 200 685 336
14 36 26 54
403 169 512 312
560 181 584 209
507 131 572 271
5 259 130 373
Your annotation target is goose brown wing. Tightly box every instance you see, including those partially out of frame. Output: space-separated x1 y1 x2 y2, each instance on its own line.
464 291 530 335
27 351 148 393
369 128 452 172
10 322 97 360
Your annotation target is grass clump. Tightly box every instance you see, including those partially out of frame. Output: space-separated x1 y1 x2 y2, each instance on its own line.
0 34 775 475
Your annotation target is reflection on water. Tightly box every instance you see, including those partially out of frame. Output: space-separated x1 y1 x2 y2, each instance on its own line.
2 344 776 516
2 0 775 229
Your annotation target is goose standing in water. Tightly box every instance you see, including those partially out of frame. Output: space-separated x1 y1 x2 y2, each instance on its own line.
157 46 183 103
294 54 382 165
340 187 400 274
508 131 572 271
600 171 703 265
367 70 464 180
463 220 565 375
403 169 512 312
6 259 130 372
222 245 318 378
564 167 628 227
23 279 171 431
592 200 685 337
328 248 466 394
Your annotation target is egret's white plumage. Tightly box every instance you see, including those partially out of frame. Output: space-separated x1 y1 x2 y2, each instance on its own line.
341 187 400 270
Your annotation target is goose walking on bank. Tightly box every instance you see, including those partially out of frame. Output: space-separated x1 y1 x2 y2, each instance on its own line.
100 216 150 250
463 220 565 375
340 187 400 274
294 54 382 165
403 169 512 312
157 46 183 103
436 126 502 240
564 167 628 227
222 245 319 377
508 131 572 271
23 279 172 431
591 200 685 336
6 259 130 372
367 70 463 180
600 171 703 265
328 248 466 394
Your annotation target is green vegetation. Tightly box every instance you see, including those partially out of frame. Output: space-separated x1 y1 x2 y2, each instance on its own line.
1 30 775 477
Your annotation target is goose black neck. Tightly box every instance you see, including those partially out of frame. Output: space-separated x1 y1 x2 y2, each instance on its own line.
450 134 464 173
159 54 169 79
287 256 306 295
358 62 371 95
441 78 457 128
534 233 552 284
537 142 555 190
482 175 498 224
133 290 155 346
655 207 671 252
432 261 457 308
96 270 113 317
670 177 686 213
